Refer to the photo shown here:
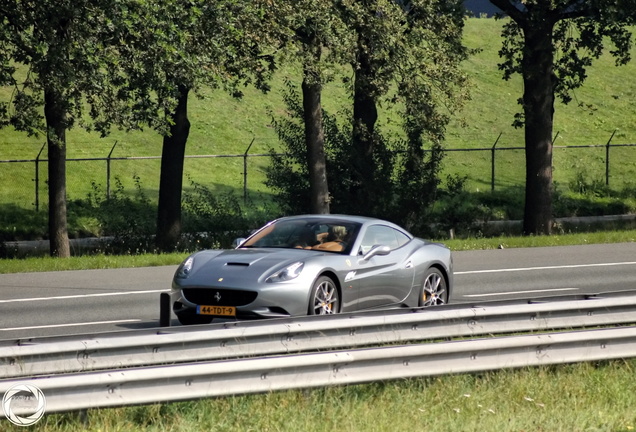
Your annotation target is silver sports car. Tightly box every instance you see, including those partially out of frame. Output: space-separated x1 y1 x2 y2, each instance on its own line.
171 214 453 325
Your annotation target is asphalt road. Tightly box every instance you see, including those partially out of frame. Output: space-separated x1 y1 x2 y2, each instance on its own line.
1 242 635 340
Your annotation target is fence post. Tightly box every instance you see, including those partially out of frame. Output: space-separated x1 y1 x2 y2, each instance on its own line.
605 130 616 187
551 130 560 181
33 143 46 212
491 133 502 191
243 138 255 205
107 141 118 199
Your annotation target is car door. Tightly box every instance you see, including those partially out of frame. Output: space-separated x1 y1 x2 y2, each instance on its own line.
353 225 415 310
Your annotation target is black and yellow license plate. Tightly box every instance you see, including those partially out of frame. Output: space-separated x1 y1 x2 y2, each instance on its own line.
197 305 236 317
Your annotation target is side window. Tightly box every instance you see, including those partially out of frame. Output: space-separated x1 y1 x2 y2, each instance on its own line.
359 225 401 254
394 230 411 248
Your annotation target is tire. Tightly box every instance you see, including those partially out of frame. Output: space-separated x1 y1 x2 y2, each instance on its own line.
176 312 214 325
419 267 448 307
308 276 340 315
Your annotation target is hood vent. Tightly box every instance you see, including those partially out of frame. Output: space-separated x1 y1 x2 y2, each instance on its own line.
225 262 250 267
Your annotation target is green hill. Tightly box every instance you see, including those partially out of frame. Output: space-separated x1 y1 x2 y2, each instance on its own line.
1 18 635 210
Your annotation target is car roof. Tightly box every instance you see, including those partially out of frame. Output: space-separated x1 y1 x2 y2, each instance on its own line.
275 214 380 224
273 214 410 233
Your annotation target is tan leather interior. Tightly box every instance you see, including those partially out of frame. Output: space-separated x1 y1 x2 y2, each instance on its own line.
312 241 344 252
311 225 347 252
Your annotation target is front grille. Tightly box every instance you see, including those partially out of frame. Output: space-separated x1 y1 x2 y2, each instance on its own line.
182 288 258 306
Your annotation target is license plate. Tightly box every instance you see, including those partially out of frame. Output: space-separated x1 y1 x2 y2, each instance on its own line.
197 305 236 317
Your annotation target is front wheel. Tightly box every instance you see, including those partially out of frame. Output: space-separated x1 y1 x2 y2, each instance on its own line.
308 276 340 315
419 268 448 307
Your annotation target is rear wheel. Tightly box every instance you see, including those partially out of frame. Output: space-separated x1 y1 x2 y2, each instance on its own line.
308 276 340 315
419 268 448 307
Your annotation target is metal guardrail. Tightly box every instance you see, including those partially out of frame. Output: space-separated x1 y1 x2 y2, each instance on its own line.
2 291 636 379
2 326 636 414
2 291 636 417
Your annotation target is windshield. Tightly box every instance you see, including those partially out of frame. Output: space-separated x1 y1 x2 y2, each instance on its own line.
241 218 361 254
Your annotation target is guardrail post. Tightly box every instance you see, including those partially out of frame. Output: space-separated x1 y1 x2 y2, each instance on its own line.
243 138 255 205
491 133 502 191
605 130 616 187
107 141 118 199
33 143 46 212
160 292 171 327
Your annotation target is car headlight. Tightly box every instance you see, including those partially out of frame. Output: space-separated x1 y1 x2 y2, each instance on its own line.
266 262 304 283
176 256 195 279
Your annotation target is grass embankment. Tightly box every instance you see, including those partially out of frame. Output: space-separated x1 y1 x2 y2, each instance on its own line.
5 361 636 431
1 18 635 208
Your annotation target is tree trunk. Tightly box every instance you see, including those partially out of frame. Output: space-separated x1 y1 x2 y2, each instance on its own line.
44 88 70 258
156 85 190 251
302 43 330 214
521 23 555 235
350 32 379 214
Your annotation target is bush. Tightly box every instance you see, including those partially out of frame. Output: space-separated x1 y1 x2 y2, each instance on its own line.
181 179 273 249
429 175 512 237
86 176 156 253
554 190 633 217
0 204 48 242
265 81 440 232
265 81 377 217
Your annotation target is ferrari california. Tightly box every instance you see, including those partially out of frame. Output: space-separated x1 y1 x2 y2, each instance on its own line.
171 214 453 325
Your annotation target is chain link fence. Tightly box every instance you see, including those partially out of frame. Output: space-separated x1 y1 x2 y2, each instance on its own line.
1 135 635 212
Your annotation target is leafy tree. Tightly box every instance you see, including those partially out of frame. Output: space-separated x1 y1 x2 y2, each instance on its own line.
391 0 470 231
337 0 403 213
490 0 634 235
112 0 276 251
0 0 137 257
272 0 353 214
268 0 469 231
336 0 469 219
266 81 354 215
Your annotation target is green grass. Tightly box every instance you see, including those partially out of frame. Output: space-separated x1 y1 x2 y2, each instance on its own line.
445 228 636 251
0 252 187 274
1 229 634 274
7 360 636 431
1 18 635 210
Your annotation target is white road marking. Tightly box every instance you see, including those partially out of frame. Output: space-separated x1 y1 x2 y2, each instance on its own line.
0 289 168 304
455 261 636 275
0 319 142 332
463 288 579 298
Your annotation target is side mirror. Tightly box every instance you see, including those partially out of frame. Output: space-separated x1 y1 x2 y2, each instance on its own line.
361 244 391 262
232 238 246 248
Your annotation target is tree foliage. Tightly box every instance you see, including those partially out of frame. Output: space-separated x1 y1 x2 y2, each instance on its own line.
266 81 364 216
0 0 146 256
491 0 634 235
335 0 470 224
392 0 470 231
271 0 354 214
267 0 470 233
107 0 278 251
